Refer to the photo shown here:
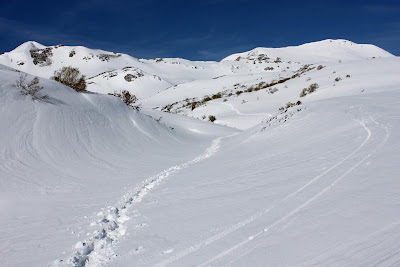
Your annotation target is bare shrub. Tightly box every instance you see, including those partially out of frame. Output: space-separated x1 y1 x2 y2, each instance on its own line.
268 87 278 94
236 90 243 96
52 66 87 92
212 93 222 99
109 90 137 106
300 83 319 97
15 73 48 100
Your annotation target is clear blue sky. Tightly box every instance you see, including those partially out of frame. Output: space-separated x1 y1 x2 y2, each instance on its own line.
1 0 399 60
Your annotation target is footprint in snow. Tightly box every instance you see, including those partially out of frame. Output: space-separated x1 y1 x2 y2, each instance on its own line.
162 248 174 254
131 246 144 254
136 223 148 228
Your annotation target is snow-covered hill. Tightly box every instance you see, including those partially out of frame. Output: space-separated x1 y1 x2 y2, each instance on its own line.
0 41 229 98
142 57 400 129
1 39 400 266
222 39 393 63
0 39 393 101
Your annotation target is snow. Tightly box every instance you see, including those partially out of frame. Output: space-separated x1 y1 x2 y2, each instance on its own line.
1 39 400 266
0 65 235 266
222 39 394 63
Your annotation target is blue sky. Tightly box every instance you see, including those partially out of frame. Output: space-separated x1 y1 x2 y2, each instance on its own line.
1 0 399 60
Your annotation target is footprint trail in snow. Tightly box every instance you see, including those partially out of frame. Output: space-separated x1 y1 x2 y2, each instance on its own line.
50 134 231 267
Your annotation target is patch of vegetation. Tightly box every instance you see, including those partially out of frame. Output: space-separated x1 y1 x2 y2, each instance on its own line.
158 64 317 115
202 96 212 102
97 53 121 62
15 73 48 100
124 74 137 82
108 90 137 106
51 66 87 92
261 101 303 131
300 83 319 97
30 47 53 66
268 87 278 94
278 101 302 113
208 115 216 122
212 93 222 99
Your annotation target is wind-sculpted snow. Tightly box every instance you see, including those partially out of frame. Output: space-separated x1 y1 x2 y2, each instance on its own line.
0 66 235 266
51 133 237 266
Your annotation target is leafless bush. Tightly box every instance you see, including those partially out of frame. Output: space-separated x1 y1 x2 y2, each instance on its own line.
15 73 48 100
52 66 87 92
300 83 319 97
109 90 137 106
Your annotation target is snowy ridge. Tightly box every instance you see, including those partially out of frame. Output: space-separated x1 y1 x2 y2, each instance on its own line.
0 39 394 100
222 39 394 63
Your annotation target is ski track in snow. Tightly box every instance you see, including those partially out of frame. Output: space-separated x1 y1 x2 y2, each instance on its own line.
301 220 400 266
159 107 390 266
50 134 235 267
198 112 390 266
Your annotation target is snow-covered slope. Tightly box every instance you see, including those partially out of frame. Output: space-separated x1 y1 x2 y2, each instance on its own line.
119 89 400 266
142 57 400 129
222 39 394 63
1 39 400 267
0 65 235 266
86 67 172 98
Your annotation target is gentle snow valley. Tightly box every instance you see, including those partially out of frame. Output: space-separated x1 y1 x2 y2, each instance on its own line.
0 39 400 266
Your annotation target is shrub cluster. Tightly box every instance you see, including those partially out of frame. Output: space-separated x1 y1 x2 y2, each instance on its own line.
300 83 319 97
97 53 121 62
52 66 87 92
30 47 53 66
15 73 48 100
278 101 302 113
109 90 137 106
